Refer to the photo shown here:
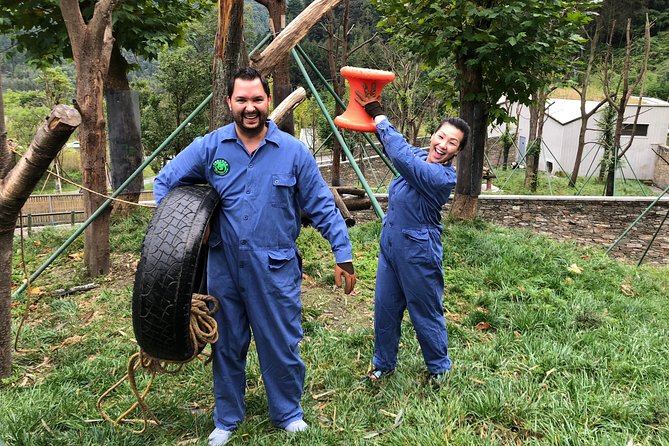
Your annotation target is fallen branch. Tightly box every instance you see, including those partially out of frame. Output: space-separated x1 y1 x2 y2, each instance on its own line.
53 283 99 297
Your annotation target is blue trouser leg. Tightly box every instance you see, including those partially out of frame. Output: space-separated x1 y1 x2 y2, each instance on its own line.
209 246 305 429
374 226 451 375
209 247 251 431
244 249 305 429
400 262 451 374
373 236 406 371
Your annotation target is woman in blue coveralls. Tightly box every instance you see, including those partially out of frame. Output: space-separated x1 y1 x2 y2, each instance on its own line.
356 85 470 384
154 68 357 446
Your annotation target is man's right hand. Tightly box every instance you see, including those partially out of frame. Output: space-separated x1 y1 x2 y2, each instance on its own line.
334 262 357 294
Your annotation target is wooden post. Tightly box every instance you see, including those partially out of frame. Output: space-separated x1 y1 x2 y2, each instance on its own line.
251 0 343 76
329 187 355 227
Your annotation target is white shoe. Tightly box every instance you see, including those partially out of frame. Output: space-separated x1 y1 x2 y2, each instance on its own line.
284 419 308 432
208 428 233 446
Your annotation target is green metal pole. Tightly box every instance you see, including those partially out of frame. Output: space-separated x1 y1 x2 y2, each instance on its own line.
291 48 384 219
12 93 214 299
248 34 272 58
294 44 399 178
499 140 531 191
606 183 669 255
637 207 669 266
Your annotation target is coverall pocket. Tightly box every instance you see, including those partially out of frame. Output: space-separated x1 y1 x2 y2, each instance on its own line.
270 173 296 208
401 228 431 264
268 248 296 269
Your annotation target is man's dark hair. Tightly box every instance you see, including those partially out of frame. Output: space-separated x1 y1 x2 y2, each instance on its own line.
436 117 471 150
227 67 271 98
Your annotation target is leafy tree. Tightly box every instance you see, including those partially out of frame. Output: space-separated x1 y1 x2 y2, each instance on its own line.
645 30 669 101
1 0 213 276
137 45 211 170
37 67 74 109
3 90 50 149
373 0 597 218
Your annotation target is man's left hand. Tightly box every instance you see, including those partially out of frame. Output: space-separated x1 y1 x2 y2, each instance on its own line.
334 262 357 294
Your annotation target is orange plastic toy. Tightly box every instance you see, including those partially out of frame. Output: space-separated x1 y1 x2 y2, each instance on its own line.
334 66 395 132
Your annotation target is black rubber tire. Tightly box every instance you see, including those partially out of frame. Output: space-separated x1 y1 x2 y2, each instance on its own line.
132 185 220 361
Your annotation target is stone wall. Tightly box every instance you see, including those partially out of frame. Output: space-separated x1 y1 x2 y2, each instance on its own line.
654 145 669 189
319 154 669 266
474 195 669 265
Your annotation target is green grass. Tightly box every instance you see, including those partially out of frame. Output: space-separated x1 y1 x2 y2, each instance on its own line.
3 211 669 445
485 168 654 196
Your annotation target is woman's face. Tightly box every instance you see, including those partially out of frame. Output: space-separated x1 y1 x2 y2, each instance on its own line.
427 122 464 164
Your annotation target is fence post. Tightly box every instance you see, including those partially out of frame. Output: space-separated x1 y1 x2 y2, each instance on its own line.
71 210 76 226
27 214 33 236
48 195 54 226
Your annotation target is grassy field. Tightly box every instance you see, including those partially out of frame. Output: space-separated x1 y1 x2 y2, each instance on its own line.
3 209 669 445
482 168 655 196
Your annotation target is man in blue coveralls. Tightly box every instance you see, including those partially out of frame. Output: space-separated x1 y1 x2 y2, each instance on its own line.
355 84 470 385
154 67 357 446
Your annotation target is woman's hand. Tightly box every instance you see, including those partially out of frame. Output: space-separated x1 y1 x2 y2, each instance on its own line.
355 82 384 118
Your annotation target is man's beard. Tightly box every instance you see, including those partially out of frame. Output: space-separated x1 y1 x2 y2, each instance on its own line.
233 109 267 136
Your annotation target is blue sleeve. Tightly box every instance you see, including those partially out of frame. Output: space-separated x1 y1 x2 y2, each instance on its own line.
294 143 353 263
153 137 208 205
376 119 457 196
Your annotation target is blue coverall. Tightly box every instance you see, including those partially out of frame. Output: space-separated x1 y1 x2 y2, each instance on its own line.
372 119 456 375
154 120 352 430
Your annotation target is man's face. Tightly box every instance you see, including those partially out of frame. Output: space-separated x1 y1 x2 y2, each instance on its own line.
427 122 464 164
227 78 270 136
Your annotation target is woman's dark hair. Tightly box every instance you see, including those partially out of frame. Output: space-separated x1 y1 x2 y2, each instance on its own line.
227 67 271 98
435 117 471 150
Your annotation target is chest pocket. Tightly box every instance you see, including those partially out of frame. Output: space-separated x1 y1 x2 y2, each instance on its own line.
271 173 296 208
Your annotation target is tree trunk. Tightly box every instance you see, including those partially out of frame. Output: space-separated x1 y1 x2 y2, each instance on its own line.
0 69 11 179
211 0 248 129
605 97 626 195
261 0 295 136
523 96 541 191
60 0 119 277
268 87 306 125
451 59 485 220
0 105 81 379
326 9 346 186
106 41 143 212
569 22 604 188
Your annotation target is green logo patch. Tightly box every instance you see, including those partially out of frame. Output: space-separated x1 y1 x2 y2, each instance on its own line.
212 158 230 176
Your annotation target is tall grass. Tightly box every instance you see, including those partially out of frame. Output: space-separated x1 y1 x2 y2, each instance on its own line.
2 211 668 445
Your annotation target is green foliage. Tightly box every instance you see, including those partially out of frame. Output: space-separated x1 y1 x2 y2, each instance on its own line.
36 67 73 108
0 0 216 66
373 0 599 112
135 45 211 170
3 89 49 148
645 30 669 101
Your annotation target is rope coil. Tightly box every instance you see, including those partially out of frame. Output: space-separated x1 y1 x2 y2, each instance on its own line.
97 293 219 433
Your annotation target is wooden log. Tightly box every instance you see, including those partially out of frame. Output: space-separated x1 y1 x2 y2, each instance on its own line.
343 196 372 211
332 186 366 197
269 87 307 126
329 187 355 227
251 0 343 75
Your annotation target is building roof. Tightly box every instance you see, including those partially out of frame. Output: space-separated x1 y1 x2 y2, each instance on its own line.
546 97 669 126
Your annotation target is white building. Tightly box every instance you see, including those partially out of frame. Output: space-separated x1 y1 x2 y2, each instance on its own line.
491 97 669 181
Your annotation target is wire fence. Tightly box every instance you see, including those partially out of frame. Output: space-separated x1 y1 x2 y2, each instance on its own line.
18 191 155 230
